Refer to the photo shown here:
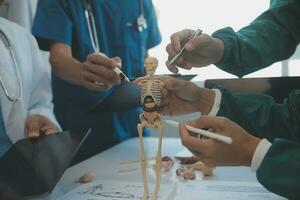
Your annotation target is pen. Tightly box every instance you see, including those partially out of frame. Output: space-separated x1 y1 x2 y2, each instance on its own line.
112 67 130 82
164 119 233 144
95 52 130 82
167 29 203 67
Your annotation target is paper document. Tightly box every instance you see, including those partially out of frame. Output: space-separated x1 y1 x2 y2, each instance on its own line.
58 180 177 200
176 181 287 200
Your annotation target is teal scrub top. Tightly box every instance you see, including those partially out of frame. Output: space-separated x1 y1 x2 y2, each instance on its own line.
0 103 11 158
32 0 162 161
211 0 300 198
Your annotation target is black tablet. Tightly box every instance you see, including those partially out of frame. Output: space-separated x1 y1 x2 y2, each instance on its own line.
90 74 198 113
0 129 91 198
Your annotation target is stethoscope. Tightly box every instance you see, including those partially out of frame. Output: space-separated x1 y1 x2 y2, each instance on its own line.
0 29 23 102
83 0 147 53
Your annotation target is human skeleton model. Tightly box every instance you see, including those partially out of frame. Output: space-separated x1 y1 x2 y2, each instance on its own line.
137 57 165 200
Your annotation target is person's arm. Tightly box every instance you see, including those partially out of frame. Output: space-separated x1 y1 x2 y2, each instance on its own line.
216 88 300 142
215 88 300 198
212 0 300 77
32 0 120 91
49 43 83 85
255 138 300 199
210 87 300 199
155 77 300 198
49 43 120 91
179 115 300 199
249 137 300 199
154 76 300 141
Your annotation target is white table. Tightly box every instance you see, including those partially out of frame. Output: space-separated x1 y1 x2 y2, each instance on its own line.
56 137 261 197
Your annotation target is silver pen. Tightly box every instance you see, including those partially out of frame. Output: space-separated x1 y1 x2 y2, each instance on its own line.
113 67 130 83
96 52 130 83
167 29 203 67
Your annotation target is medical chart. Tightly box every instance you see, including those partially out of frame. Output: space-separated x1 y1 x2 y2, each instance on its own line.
58 179 287 200
58 180 177 200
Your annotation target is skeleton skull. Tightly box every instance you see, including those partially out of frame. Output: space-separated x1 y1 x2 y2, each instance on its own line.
144 57 158 75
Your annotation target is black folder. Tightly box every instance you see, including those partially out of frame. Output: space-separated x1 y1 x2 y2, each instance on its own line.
0 129 91 198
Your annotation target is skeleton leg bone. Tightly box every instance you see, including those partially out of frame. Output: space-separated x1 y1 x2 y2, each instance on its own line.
152 125 164 200
138 124 149 200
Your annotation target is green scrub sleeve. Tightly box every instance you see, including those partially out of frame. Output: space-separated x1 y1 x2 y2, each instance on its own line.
211 0 300 77
216 87 300 142
257 138 300 199
216 88 300 198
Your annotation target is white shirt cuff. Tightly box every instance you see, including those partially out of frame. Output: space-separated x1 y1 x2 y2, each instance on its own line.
251 139 272 171
208 89 222 116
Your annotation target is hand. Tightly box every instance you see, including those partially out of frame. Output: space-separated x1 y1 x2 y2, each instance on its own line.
80 53 122 91
25 115 59 138
179 116 261 167
135 76 215 116
166 29 224 73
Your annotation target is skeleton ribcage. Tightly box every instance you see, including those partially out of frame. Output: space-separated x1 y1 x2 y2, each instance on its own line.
139 79 162 106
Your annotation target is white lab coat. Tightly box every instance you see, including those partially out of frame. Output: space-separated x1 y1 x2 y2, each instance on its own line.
0 0 37 31
0 17 59 144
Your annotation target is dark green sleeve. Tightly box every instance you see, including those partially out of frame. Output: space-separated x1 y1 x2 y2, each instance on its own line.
217 89 300 198
212 0 300 77
257 139 300 199
217 88 300 142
